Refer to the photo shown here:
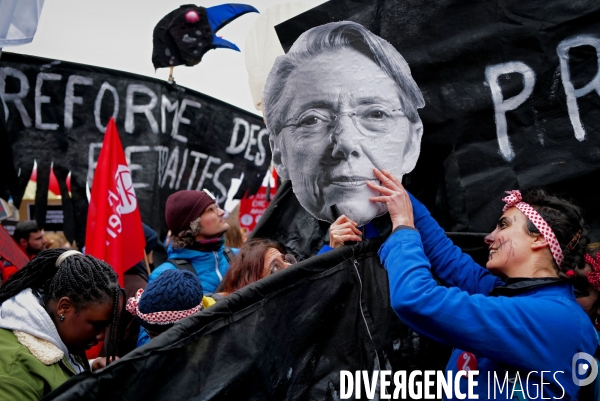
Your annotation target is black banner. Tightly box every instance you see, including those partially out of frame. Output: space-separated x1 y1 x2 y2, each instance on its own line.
275 0 600 241
44 238 449 401
0 53 270 244
0 83 19 205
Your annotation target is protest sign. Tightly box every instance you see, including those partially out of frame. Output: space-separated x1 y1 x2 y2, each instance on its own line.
0 53 271 243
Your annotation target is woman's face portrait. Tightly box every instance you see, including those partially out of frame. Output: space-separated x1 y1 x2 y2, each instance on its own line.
272 48 422 225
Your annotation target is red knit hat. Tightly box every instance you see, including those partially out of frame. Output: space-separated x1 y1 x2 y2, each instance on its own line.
165 190 215 234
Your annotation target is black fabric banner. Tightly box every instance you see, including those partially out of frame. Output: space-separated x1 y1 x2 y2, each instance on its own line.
275 0 600 241
0 85 19 204
0 52 270 243
44 238 450 400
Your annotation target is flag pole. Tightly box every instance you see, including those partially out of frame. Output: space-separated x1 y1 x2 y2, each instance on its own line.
143 252 151 276
168 65 175 83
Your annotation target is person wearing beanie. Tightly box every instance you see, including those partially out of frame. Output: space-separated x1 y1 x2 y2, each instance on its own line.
127 270 211 341
150 190 237 290
139 190 237 346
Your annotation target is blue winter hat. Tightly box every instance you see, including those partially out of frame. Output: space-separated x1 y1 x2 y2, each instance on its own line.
127 269 204 331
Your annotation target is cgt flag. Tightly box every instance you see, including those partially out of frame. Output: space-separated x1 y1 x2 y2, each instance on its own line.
85 117 145 287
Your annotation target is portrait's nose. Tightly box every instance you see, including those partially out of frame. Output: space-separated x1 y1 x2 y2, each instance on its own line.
96 329 106 343
330 114 363 160
484 230 495 245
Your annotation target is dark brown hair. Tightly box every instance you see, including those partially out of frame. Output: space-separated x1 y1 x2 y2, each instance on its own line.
171 217 201 249
219 239 285 294
521 189 588 277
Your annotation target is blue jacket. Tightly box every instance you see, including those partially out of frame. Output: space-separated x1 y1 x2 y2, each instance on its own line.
378 194 597 400
149 245 235 293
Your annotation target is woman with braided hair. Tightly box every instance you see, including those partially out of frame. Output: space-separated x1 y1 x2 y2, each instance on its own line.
0 248 121 400
368 169 596 400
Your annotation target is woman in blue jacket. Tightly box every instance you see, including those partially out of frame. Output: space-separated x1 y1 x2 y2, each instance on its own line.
367 168 597 400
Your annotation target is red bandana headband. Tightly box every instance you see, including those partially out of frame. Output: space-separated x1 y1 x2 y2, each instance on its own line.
126 289 203 325
584 253 600 291
502 190 564 267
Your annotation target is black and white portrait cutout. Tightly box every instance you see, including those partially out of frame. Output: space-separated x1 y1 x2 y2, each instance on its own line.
264 21 424 226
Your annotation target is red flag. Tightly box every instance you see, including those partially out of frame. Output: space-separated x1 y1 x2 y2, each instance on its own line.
85 118 145 287
85 118 145 359
238 168 278 233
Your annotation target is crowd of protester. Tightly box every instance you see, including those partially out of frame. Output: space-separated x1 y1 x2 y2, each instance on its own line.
1 180 600 399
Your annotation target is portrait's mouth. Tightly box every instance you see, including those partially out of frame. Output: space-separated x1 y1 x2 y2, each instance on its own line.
329 176 377 188
488 247 498 259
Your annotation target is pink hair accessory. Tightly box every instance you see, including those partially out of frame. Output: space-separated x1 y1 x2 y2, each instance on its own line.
565 269 575 278
584 253 600 291
502 190 564 267
126 289 203 325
